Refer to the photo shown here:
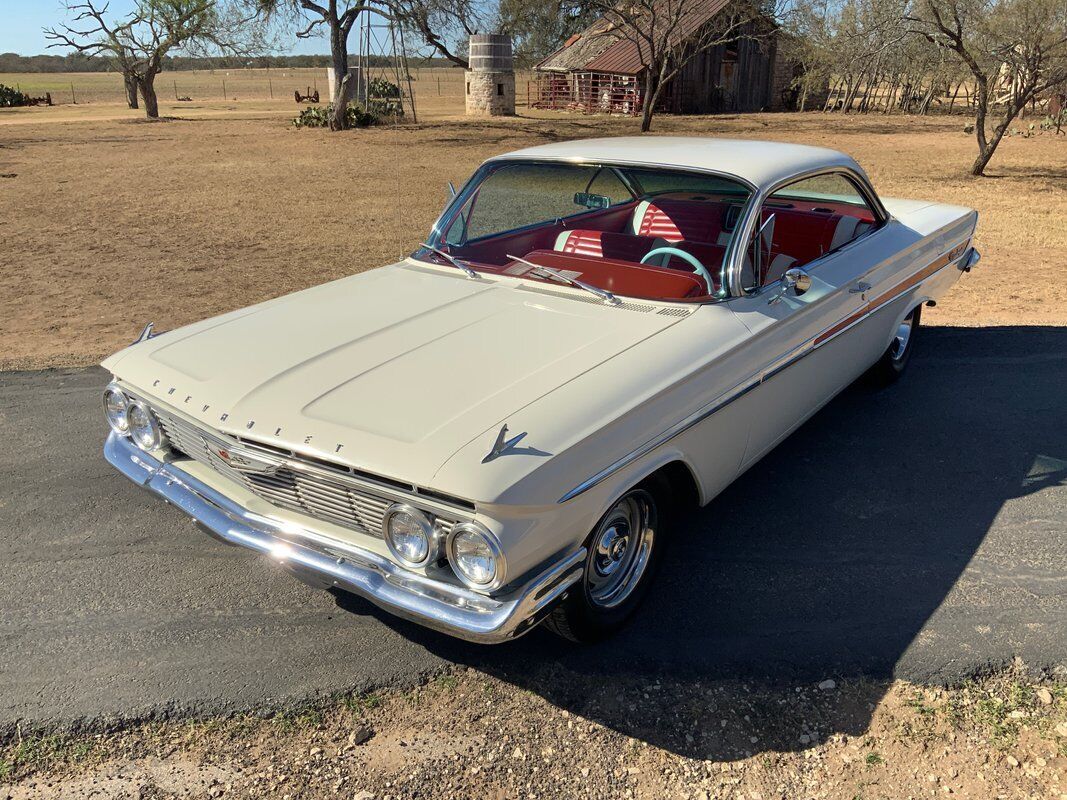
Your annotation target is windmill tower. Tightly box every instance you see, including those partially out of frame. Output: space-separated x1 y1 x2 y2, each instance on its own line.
328 9 417 121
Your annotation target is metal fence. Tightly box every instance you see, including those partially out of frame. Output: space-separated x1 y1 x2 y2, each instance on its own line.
529 72 643 116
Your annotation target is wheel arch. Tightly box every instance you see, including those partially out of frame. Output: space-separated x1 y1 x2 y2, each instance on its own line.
598 453 703 516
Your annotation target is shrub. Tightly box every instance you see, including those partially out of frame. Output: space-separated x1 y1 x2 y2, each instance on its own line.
368 78 404 118
292 103 378 129
0 84 32 108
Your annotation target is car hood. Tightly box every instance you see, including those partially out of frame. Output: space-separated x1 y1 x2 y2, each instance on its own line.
103 261 686 493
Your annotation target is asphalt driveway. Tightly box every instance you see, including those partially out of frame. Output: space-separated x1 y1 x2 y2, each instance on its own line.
1 325 1064 738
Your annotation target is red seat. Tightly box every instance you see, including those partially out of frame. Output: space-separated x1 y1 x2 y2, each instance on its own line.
631 196 741 246
759 208 841 270
554 230 665 262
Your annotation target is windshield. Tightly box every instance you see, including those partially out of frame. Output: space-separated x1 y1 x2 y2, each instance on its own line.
418 160 753 302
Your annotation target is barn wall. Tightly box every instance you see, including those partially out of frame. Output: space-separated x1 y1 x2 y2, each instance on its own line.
673 25 776 113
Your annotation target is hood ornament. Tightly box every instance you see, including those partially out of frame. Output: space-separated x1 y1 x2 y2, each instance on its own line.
482 424 527 464
134 322 157 344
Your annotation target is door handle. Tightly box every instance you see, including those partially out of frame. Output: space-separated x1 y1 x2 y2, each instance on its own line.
849 282 872 294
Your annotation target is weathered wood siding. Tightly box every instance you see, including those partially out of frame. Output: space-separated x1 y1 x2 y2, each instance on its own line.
673 26 776 113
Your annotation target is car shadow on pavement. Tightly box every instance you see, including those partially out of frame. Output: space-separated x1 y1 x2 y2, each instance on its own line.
333 325 1067 760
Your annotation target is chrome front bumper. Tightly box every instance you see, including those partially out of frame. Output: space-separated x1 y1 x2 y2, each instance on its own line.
105 432 584 644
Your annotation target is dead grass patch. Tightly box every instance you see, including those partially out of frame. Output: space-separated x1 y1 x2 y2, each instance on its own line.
1 110 1064 370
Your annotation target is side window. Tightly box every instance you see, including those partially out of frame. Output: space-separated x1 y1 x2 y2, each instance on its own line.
743 173 880 290
444 163 631 244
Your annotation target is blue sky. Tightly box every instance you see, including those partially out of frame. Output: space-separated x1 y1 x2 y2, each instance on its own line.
0 0 329 56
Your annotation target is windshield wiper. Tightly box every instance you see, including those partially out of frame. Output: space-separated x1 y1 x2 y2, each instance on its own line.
420 243 479 279
506 254 621 306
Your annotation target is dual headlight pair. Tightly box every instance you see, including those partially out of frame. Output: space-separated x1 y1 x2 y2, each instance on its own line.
106 383 502 592
382 504 504 592
103 383 165 451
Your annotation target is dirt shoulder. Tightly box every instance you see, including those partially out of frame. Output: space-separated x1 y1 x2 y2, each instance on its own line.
2 666 1064 800
1 111 1065 371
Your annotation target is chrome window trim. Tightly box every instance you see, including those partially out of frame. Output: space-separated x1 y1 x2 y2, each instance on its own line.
558 241 965 505
425 157 759 304
726 166 890 298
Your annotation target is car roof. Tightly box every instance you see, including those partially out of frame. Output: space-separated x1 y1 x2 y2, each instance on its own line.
487 137 867 190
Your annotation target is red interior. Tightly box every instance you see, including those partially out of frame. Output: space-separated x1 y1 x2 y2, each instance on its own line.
510 250 707 300
438 191 876 301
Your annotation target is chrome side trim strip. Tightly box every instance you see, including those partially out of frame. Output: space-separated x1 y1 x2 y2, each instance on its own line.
558 377 761 503
105 432 584 644
558 244 972 504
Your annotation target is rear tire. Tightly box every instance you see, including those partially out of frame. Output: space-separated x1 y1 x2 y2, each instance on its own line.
544 475 671 643
865 305 921 386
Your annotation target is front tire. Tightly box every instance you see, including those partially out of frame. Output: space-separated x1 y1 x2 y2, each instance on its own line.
865 305 921 386
544 477 669 642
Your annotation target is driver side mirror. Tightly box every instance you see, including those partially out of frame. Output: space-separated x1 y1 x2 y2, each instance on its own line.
781 267 812 296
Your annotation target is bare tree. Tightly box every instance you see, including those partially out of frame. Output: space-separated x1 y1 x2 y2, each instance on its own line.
564 0 774 132
392 0 487 68
909 0 1067 174
255 0 483 130
45 0 263 119
253 1 387 129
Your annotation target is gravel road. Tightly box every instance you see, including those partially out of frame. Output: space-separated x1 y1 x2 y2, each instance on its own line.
1 325 1064 735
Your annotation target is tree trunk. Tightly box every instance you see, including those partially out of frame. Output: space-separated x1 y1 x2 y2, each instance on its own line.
947 81 961 113
139 74 159 119
970 129 1004 176
329 8 351 132
640 70 656 132
125 74 139 109
971 93 1027 176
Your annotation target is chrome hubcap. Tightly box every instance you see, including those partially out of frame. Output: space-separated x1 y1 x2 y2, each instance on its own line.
586 491 656 608
891 315 913 361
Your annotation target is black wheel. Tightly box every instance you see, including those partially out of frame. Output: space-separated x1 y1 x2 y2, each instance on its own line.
544 476 670 643
865 305 921 386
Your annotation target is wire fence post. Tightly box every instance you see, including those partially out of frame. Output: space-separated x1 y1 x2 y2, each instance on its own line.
70 82 76 104
268 77 273 98
222 79 227 99
174 80 178 100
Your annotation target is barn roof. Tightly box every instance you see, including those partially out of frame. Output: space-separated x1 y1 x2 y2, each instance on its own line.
534 18 623 73
536 0 735 76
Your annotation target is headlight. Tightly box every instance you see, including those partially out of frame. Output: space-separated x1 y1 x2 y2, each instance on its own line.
383 504 437 568
448 522 505 591
103 383 130 435
127 400 164 451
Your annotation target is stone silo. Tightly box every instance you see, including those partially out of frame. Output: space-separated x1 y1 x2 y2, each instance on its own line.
465 34 515 116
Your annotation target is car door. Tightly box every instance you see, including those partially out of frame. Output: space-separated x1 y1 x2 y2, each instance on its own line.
726 172 887 468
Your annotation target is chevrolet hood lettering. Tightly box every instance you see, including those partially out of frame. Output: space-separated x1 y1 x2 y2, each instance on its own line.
102 262 688 489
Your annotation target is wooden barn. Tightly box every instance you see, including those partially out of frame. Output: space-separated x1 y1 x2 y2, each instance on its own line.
533 1 797 115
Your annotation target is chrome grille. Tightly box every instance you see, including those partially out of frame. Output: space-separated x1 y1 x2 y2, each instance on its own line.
154 410 457 539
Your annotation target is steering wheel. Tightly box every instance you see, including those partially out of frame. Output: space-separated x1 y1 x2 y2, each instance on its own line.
640 247 714 295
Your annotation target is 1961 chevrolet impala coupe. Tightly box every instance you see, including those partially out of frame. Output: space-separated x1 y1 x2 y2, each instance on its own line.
102 137 979 643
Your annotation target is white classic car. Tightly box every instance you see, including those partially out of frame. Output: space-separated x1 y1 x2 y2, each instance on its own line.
102 137 979 643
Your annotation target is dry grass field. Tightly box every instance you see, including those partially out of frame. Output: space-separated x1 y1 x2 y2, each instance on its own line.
0 91 1065 370
0 66 536 119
